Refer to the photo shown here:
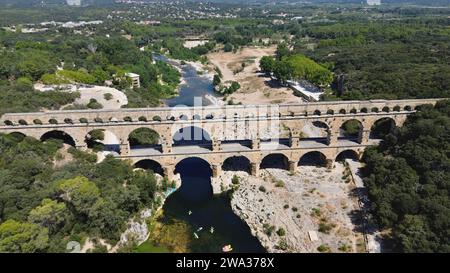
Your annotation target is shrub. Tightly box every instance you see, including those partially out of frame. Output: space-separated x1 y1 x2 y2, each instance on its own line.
317 244 330 253
104 93 113 100
263 224 275 237
276 228 286 237
87 99 103 109
231 175 240 185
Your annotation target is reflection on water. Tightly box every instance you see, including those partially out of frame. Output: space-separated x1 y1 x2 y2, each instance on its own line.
159 158 265 253
153 53 217 107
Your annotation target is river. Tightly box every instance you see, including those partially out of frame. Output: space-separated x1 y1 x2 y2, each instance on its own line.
142 56 265 253
153 54 218 107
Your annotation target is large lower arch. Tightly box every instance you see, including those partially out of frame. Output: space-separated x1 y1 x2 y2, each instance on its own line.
85 129 120 153
298 151 327 167
339 119 363 143
260 153 289 170
174 157 213 203
128 128 161 152
134 159 164 176
335 150 360 162
40 130 76 147
222 155 251 173
172 126 212 150
370 117 396 139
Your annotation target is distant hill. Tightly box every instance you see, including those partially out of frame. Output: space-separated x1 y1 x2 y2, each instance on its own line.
0 0 115 7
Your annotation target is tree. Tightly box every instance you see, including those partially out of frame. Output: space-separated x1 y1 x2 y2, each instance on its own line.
276 43 290 61
213 74 221 86
28 199 67 234
0 220 49 253
224 43 233 52
260 56 276 74
56 176 101 215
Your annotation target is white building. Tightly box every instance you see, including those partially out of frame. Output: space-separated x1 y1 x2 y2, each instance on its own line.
125 73 141 88
367 0 381 5
66 0 81 6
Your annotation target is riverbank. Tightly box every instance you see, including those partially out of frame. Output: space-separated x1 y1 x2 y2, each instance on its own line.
214 164 368 253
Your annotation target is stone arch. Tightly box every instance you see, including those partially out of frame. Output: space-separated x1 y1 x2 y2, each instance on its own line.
40 130 76 147
172 126 212 150
49 118 58 125
179 114 189 121
298 151 327 167
64 118 73 124
339 109 346 114
260 153 289 170
222 155 251 173
175 157 212 177
33 119 43 125
404 105 412 111
7 132 27 142
360 107 368 113
301 121 329 144
193 114 201 120
85 129 121 153
134 159 164 176
370 117 396 139
174 157 213 202
326 109 334 115
339 119 363 142
313 110 321 116
335 149 360 162
4 120 13 126
128 128 161 151
18 119 28 125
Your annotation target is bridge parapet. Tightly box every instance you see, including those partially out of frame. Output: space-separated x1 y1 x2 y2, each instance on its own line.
0 99 440 127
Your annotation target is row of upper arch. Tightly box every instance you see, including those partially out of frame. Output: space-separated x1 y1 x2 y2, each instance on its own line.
2 105 418 126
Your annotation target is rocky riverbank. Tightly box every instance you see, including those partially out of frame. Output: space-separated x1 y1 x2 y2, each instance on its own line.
214 164 367 253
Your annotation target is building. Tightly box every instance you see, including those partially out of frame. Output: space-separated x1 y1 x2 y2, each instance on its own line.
367 0 381 5
66 0 81 6
125 73 141 88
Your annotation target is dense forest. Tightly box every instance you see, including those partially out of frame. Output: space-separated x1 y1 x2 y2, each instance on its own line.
0 134 165 252
290 18 450 100
362 100 450 252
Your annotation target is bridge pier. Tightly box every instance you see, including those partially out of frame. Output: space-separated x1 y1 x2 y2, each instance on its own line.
251 138 260 150
119 141 130 156
163 165 175 181
289 137 300 148
326 159 333 169
327 131 338 146
162 139 172 153
288 160 297 173
212 139 222 152
212 164 222 178
250 162 260 176
358 130 370 145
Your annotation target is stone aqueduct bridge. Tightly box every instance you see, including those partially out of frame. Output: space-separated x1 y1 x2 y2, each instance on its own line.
0 99 440 179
